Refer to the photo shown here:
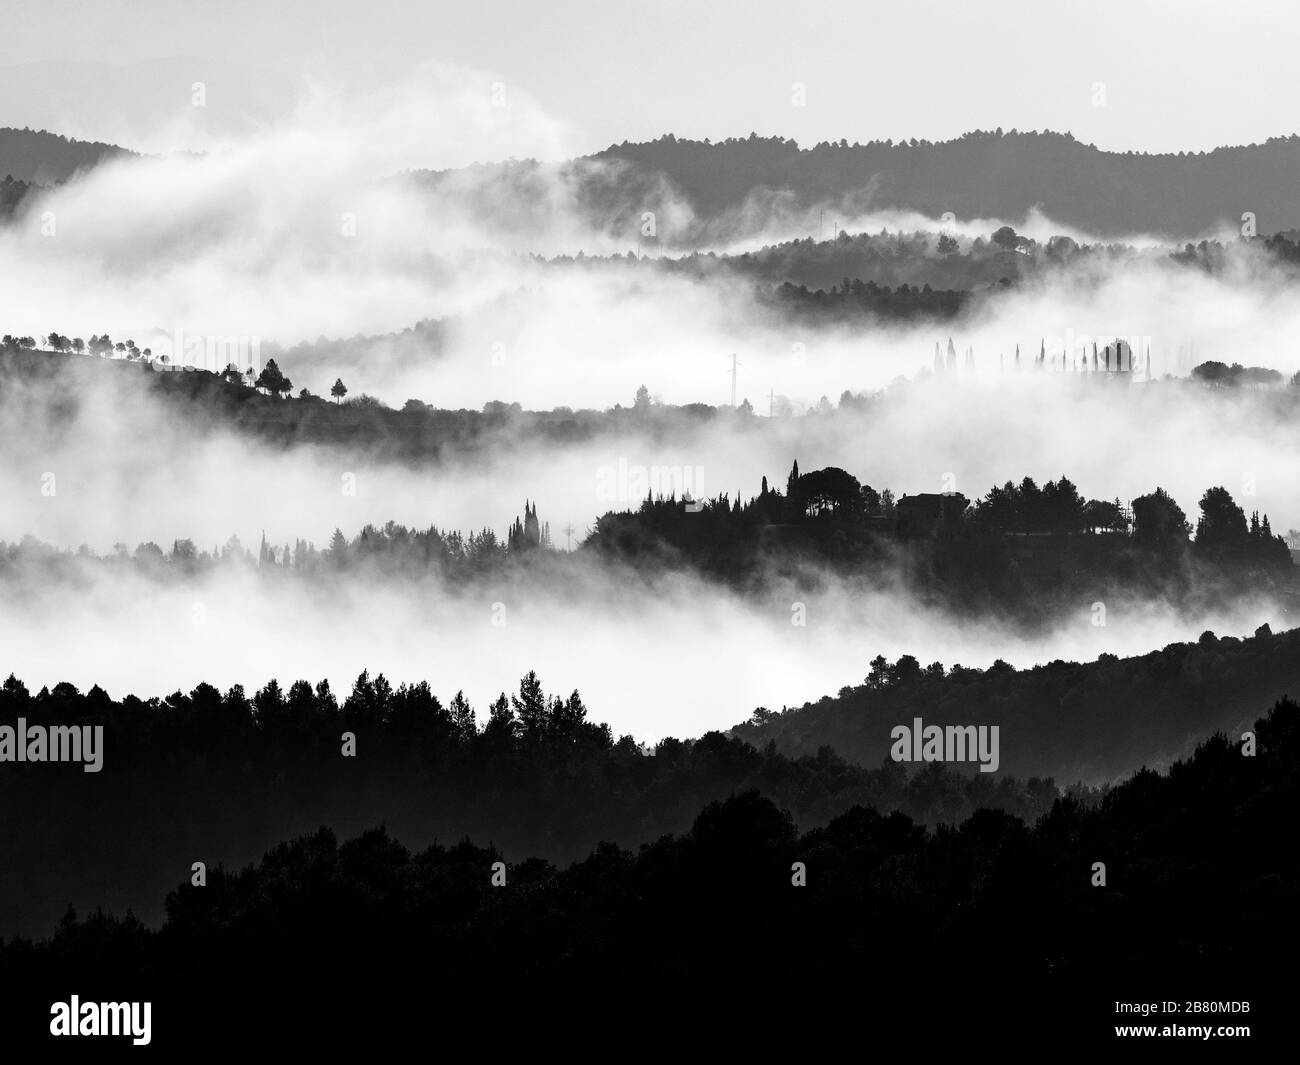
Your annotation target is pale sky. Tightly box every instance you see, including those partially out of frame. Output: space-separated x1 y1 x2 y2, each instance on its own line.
1 0 1296 160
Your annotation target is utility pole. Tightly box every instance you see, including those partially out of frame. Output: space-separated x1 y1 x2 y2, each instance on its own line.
769 387 775 417
818 208 824 240
729 353 741 407
562 523 575 551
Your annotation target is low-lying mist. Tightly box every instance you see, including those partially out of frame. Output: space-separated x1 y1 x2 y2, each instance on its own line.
0 546 1286 743
3 353 1298 551
3 61 1300 417
2 67 1298 743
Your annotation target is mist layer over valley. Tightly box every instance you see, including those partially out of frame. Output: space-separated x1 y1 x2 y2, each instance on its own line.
7 5 1300 1043
2 542 1289 744
1 348 1296 741
3 83 1300 776
6 78 1300 414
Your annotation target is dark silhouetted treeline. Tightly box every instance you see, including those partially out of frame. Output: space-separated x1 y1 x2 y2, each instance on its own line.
4 466 1292 627
0 345 753 460
732 624 1300 782
3 459 1292 633
0 667 1063 941
6 336 1300 471
2 696 1294 1048
586 466 1295 613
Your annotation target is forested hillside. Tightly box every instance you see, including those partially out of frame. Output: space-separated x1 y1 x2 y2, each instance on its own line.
4 695 1294 1045
0 127 130 183
412 130 1300 243
732 625 1300 780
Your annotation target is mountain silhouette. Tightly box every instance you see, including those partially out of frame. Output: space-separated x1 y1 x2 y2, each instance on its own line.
413 129 1300 242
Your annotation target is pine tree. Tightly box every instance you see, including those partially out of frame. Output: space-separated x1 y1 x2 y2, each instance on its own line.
524 501 540 548
328 528 348 566
255 358 291 397
483 693 516 744
448 690 476 738
555 690 588 738
511 672 547 740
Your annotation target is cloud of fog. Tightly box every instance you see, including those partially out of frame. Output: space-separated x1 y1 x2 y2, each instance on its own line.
3 343 1299 552
2 349 1295 746
0 546 1285 746
0 60 589 342
2 55 1278 363
3 66 1298 748
222 241 1300 426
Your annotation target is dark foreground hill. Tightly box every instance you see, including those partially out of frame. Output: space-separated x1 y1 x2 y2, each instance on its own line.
0 668 1061 942
2 624 1298 943
1 697 1293 1049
